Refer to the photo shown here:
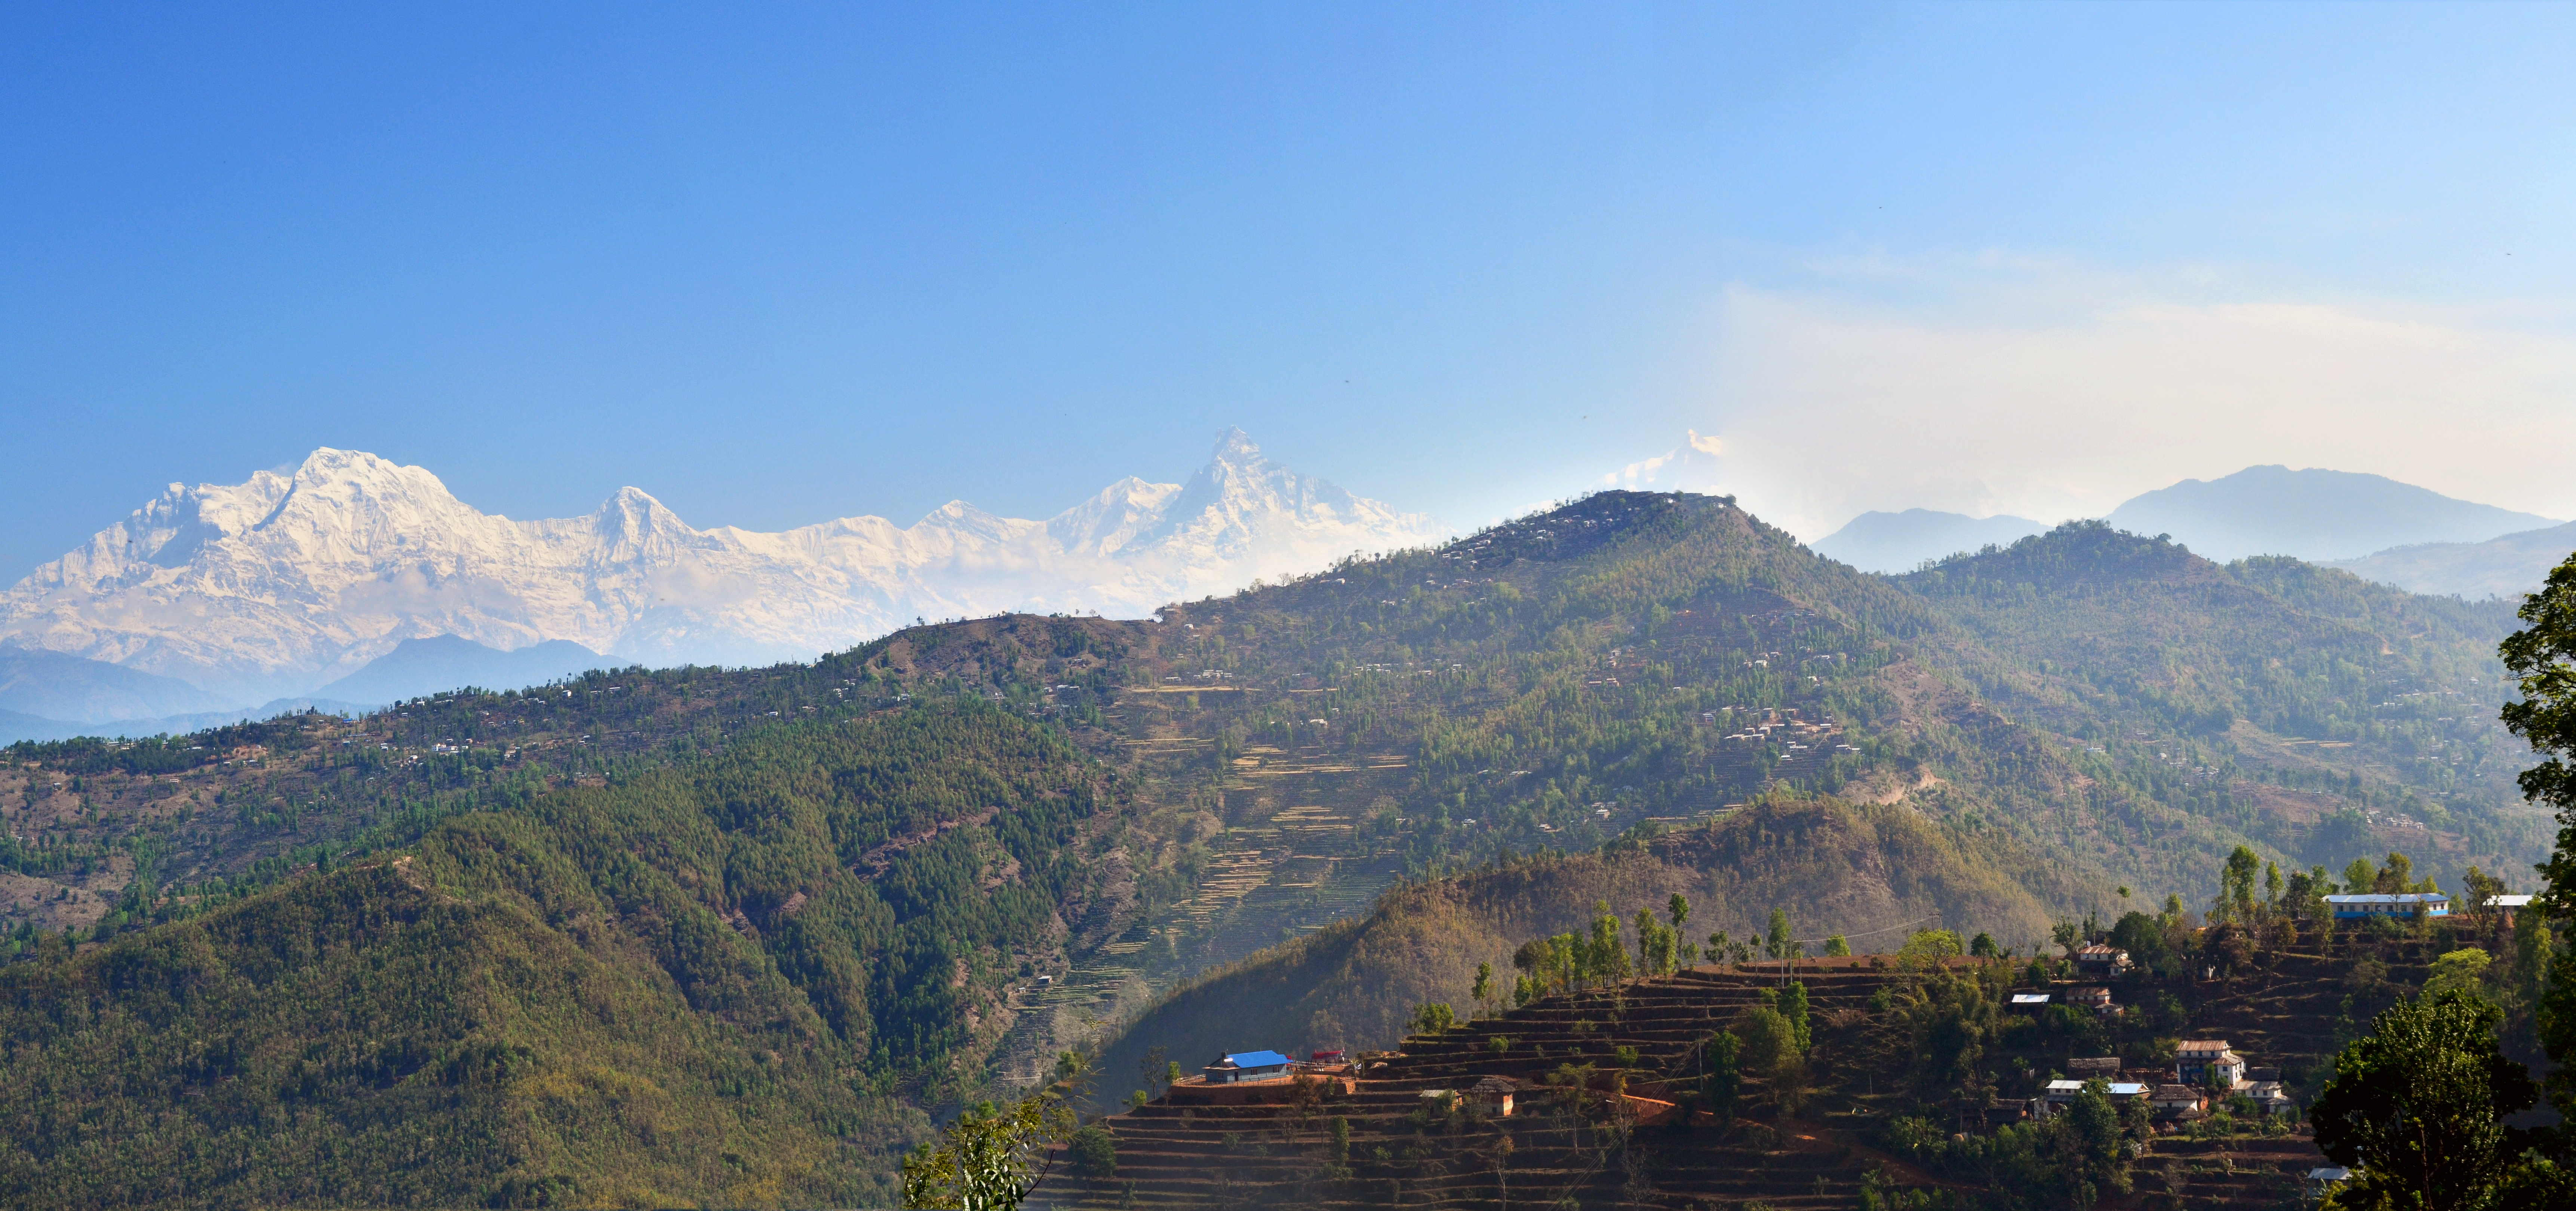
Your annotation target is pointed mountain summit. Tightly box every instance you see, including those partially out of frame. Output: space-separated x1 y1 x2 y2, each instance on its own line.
0 434 1438 702
1139 427 1440 561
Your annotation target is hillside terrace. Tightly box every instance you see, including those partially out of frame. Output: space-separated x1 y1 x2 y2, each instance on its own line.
1038 926 2469 1210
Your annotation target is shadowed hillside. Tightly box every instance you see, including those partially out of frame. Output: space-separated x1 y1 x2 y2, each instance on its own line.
1094 793 2081 1094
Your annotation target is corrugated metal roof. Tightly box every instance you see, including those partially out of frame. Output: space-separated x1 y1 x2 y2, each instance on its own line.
2323 893 2449 904
1222 1050 1292 1068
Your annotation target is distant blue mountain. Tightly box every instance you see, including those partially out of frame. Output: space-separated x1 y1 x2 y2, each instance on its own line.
1813 509 2050 574
0 696 375 746
2104 466 2558 564
0 646 237 724
317 635 610 705
2328 520 2576 600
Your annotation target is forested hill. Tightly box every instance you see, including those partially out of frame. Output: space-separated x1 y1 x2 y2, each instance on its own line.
1066 501 2542 1089
1089 790 2079 1093
0 702 1131 1207
0 490 2546 1207
1094 496 2536 905
1901 521 2536 869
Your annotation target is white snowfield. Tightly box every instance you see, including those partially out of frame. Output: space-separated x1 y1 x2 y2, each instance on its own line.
0 429 1443 701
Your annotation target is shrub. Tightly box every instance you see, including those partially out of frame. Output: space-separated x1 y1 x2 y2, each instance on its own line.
1069 1127 1118 1178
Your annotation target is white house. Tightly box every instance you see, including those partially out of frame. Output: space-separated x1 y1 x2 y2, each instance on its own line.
2175 1040 2246 1088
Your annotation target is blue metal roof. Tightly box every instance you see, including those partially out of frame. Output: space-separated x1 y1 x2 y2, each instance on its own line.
2323 893 2448 903
1224 1050 1292 1068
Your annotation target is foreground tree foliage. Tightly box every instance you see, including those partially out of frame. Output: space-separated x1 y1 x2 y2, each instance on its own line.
900 1084 1079 1211
2492 546 2576 1211
2311 991 2537 1210
2517 552 2576 1108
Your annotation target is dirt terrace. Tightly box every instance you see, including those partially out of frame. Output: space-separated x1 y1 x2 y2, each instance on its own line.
1037 962 1995 1209
1032 937 2468 1210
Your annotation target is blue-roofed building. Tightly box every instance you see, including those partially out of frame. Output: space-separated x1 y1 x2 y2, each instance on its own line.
2323 893 2450 920
1204 1050 1294 1084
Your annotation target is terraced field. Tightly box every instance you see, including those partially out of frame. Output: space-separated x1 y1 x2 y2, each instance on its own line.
1033 928 2476 1210
987 726 1421 1085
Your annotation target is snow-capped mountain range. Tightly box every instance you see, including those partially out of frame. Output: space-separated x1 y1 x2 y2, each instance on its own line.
0 429 1443 703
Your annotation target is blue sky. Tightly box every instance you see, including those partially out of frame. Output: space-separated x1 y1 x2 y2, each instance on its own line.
6 2 2575 579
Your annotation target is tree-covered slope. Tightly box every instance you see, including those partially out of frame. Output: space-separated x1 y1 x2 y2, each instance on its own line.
1079 502 2552 1080
0 699 1135 1208
1091 791 2072 1098
1903 522 2542 870
0 844 900 1209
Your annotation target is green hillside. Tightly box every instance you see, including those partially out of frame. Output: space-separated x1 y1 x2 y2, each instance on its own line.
0 699 1132 1207
0 858 900 1209
1902 523 2539 873
1090 791 2079 1091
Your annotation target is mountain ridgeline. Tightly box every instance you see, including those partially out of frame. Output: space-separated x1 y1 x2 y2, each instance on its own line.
0 490 2552 1207
2102 464 2558 564
0 431 1442 703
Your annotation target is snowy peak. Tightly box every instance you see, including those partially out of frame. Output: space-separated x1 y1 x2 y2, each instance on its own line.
904 500 1046 556
0 431 1442 700
1046 477 1185 556
1140 428 1426 555
588 486 697 554
1208 424 1265 466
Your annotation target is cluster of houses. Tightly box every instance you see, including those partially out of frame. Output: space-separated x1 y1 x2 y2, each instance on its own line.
1991 887 2539 1139
2028 1039 2291 1126
1190 889 2529 1149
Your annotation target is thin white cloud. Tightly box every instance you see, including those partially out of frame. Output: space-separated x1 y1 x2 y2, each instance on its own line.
1604 450 1676 487
1672 266 2576 540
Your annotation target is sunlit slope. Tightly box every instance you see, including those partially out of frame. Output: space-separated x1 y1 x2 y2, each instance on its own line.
0 700 1138 1208
1121 494 2535 903
1086 500 2545 1076
1902 523 2539 870
0 844 905 1210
